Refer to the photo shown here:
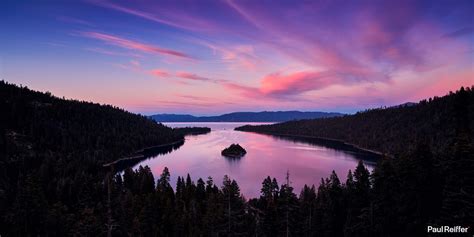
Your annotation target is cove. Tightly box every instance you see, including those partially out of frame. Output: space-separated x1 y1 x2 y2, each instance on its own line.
132 122 379 198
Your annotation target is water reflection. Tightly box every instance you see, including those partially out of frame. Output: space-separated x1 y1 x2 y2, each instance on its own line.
108 140 184 171
132 122 379 198
268 134 380 164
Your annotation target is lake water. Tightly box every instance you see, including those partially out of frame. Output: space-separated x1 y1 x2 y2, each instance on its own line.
132 122 377 198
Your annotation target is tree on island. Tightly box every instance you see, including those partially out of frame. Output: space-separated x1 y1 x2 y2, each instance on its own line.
221 144 247 158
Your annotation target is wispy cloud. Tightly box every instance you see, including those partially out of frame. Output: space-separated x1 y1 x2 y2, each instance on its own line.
85 47 143 58
149 69 225 84
89 0 219 31
79 31 193 59
260 71 338 95
176 94 219 101
57 16 95 26
44 41 67 47
176 72 212 82
150 69 171 78
204 42 263 70
223 70 357 99
442 27 474 38
114 60 142 72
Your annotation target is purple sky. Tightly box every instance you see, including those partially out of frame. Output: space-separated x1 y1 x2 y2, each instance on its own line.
1 0 473 115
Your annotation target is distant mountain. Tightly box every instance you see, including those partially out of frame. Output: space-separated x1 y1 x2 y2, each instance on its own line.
389 102 417 108
150 111 344 122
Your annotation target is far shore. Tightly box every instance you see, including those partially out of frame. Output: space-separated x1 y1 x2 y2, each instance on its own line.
236 130 386 157
103 139 185 168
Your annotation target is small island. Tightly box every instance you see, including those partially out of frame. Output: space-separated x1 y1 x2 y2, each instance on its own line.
221 144 247 158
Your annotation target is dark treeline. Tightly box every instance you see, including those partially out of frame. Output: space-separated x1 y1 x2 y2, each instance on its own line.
237 86 474 157
1 81 473 236
0 81 182 235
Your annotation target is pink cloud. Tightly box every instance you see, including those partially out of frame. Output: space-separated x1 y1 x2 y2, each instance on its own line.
175 71 228 84
149 70 224 84
176 72 210 81
222 71 340 101
224 70 345 99
261 71 338 95
223 82 261 99
150 69 171 78
79 31 192 59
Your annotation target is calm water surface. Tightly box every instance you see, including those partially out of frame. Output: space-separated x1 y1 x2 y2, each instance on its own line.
133 122 376 198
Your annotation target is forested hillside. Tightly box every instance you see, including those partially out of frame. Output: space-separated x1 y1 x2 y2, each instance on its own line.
237 86 474 157
0 81 182 235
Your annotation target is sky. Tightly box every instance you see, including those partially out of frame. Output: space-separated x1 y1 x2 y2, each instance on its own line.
0 0 473 115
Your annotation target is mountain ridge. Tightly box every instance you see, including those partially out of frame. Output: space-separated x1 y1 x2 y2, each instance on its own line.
150 110 344 122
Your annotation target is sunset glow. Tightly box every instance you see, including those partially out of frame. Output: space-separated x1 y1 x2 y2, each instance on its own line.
1 0 472 114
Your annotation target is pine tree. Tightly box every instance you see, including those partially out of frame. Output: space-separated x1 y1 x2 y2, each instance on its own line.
277 171 298 237
344 160 371 237
221 175 247 236
156 167 175 236
203 176 222 236
299 184 316 236
259 176 279 236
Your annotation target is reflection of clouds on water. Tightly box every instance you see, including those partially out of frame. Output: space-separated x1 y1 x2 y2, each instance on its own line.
134 122 379 198
285 145 328 152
